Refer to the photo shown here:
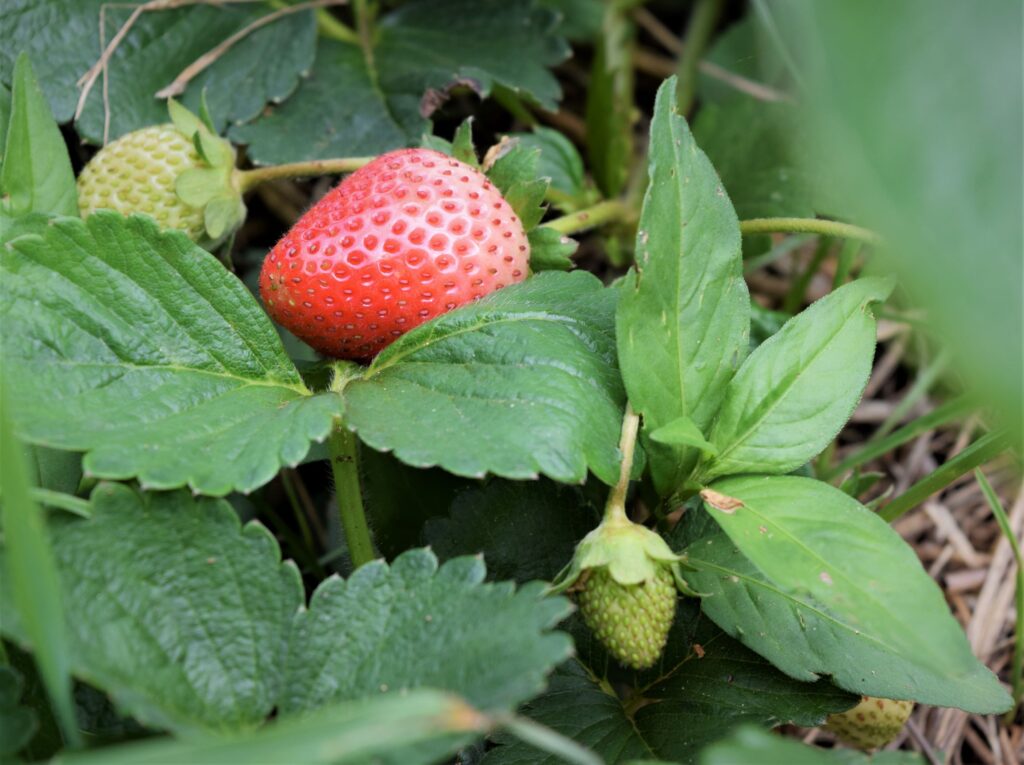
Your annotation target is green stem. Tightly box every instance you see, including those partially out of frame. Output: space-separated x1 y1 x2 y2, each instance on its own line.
328 425 375 568
353 0 379 89
824 395 977 481
545 199 631 236
675 0 724 114
879 429 1013 522
975 469 1024 720
604 403 640 525
236 157 374 192
316 7 358 42
739 217 881 246
281 469 316 555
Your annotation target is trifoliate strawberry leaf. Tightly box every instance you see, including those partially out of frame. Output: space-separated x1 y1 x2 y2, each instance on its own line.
0 54 77 219
425 479 598 583
342 271 626 486
232 0 569 164
0 0 316 142
617 77 750 498
484 614 855 765
697 476 1012 713
528 227 577 271
0 483 304 734
0 213 342 495
281 548 573 715
699 278 893 481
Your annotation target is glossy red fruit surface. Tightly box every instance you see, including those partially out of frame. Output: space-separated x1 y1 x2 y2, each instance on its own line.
260 148 530 360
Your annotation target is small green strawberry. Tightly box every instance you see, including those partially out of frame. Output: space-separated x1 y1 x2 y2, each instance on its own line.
577 563 676 669
825 695 914 750
550 515 697 669
77 100 244 245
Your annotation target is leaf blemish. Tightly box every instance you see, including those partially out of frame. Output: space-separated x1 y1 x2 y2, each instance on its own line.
700 488 743 513
819 571 833 585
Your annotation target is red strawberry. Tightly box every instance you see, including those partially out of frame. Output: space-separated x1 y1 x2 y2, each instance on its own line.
260 148 530 359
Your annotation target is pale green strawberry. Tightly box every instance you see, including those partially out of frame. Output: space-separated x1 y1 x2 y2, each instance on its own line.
78 124 207 240
825 695 914 749
77 100 244 245
550 515 699 670
578 564 676 669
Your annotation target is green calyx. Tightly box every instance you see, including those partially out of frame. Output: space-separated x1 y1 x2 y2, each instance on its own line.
167 99 246 244
549 515 699 596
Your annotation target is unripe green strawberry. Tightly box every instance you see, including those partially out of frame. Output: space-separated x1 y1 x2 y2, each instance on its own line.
78 124 207 241
76 100 244 245
550 514 699 670
578 564 676 669
825 696 914 749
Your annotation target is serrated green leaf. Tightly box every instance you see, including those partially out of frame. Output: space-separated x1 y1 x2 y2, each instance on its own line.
485 616 855 765
0 483 304 734
0 53 77 218
425 479 598 583
649 416 717 455
585 2 634 197
528 226 577 271
700 475 1012 713
0 213 342 495
699 726 925 765
282 548 573 715
539 0 604 42
0 1 316 142
0 666 38 757
59 689 484 765
231 39 418 164
343 271 625 486
701 278 893 481
233 0 568 164
617 77 749 497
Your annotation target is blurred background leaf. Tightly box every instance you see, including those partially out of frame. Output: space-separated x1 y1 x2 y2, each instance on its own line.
767 0 1023 448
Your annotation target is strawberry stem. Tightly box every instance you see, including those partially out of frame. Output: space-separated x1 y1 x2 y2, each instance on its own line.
739 217 880 246
604 402 641 525
327 424 375 569
236 157 375 192
544 199 632 236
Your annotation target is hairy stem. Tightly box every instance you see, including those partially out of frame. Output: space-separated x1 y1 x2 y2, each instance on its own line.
544 199 631 236
740 217 881 246
236 157 375 192
879 429 1013 522
328 425 375 569
604 403 641 525
675 0 724 114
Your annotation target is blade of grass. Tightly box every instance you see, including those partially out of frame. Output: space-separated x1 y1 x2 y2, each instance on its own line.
879 429 1013 522
824 395 977 481
975 468 1023 720
0 389 81 746
874 347 952 439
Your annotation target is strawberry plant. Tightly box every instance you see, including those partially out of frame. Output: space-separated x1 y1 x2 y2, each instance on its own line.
1 2 1020 764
